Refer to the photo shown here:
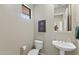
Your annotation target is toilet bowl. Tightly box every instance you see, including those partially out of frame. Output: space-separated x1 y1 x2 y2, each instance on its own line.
27 49 39 55
27 40 43 55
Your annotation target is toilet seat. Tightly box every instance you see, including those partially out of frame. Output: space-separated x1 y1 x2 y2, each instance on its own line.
27 49 40 55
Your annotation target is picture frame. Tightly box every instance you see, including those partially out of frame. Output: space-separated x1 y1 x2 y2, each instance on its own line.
38 20 46 32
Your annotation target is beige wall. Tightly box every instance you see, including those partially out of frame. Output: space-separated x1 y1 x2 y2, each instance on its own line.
34 4 77 55
73 4 79 55
0 4 34 55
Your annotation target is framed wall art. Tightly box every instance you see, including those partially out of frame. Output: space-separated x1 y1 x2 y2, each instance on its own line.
38 20 46 32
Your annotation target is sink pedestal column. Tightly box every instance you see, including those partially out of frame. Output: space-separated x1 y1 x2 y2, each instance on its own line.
60 50 65 55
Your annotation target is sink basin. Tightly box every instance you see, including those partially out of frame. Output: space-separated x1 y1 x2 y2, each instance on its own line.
52 40 76 55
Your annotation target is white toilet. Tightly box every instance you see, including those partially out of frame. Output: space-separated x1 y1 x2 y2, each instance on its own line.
27 40 43 55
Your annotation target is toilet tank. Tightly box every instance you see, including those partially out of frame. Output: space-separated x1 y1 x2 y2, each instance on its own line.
35 40 43 49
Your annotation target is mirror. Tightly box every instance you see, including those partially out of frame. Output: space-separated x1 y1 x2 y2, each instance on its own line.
54 4 72 32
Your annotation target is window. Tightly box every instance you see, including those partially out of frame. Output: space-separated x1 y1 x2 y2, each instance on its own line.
21 4 31 21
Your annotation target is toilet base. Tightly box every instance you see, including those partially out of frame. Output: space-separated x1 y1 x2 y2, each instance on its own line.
27 49 40 55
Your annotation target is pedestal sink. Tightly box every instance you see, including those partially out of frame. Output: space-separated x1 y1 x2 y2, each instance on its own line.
52 40 76 55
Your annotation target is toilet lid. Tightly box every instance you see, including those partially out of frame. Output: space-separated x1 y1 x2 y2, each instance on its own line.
28 49 40 55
